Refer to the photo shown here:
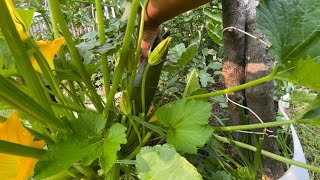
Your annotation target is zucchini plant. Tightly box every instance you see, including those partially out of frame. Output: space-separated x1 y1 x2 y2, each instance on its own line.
0 0 319 179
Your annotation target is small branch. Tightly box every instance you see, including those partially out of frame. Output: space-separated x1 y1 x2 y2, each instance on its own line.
186 73 274 100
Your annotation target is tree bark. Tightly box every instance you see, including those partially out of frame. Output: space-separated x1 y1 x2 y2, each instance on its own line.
245 0 284 178
221 0 246 141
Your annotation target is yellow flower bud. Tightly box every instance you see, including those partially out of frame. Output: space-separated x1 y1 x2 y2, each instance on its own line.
148 37 172 66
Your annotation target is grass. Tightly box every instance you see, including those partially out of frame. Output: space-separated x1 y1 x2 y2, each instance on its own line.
296 124 320 179
288 90 320 180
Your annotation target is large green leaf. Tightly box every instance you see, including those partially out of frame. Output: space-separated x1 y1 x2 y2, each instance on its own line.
274 57 320 91
34 111 127 178
34 135 103 178
100 123 127 173
155 100 213 154
257 0 320 90
136 144 202 180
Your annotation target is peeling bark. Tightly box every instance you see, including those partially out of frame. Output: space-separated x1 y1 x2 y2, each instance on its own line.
245 0 284 178
221 0 246 140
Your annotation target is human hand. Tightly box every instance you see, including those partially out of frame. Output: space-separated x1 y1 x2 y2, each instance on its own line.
141 25 162 60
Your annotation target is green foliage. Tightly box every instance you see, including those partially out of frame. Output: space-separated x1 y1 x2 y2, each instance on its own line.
297 96 320 124
16 8 35 30
0 8 35 77
203 7 223 46
2 0 320 179
203 7 222 25
0 39 17 76
275 57 320 91
257 0 320 90
136 144 202 180
155 100 213 154
34 111 126 178
211 171 231 180
100 123 127 173
206 22 222 46
120 91 131 115
183 69 205 97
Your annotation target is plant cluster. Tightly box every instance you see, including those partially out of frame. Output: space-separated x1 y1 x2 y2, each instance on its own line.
0 0 319 179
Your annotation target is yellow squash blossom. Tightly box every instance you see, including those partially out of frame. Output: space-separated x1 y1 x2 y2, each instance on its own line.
0 112 45 180
4 0 29 40
30 37 66 73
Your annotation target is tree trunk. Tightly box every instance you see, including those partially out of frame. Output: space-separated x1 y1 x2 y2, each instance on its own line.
221 0 246 141
245 0 284 178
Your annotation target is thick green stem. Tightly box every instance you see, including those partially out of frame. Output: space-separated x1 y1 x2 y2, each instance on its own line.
48 4 79 104
128 0 149 97
73 163 96 178
129 118 142 144
141 64 151 115
0 76 69 132
213 134 320 173
187 74 274 100
105 164 120 180
103 0 141 117
0 140 46 159
95 0 110 97
29 41 71 114
0 1 52 113
47 0 103 113
213 119 297 132
124 132 152 160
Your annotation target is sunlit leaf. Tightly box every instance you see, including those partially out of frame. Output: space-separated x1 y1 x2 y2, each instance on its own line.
183 69 205 97
155 100 213 154
16 8 35 31
206 22 222 46
274 57 320 91
167 43 184 63
0 112 45 180
136 144 202 180
257 0 320 90
177 43 199 66
203 7 222 24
